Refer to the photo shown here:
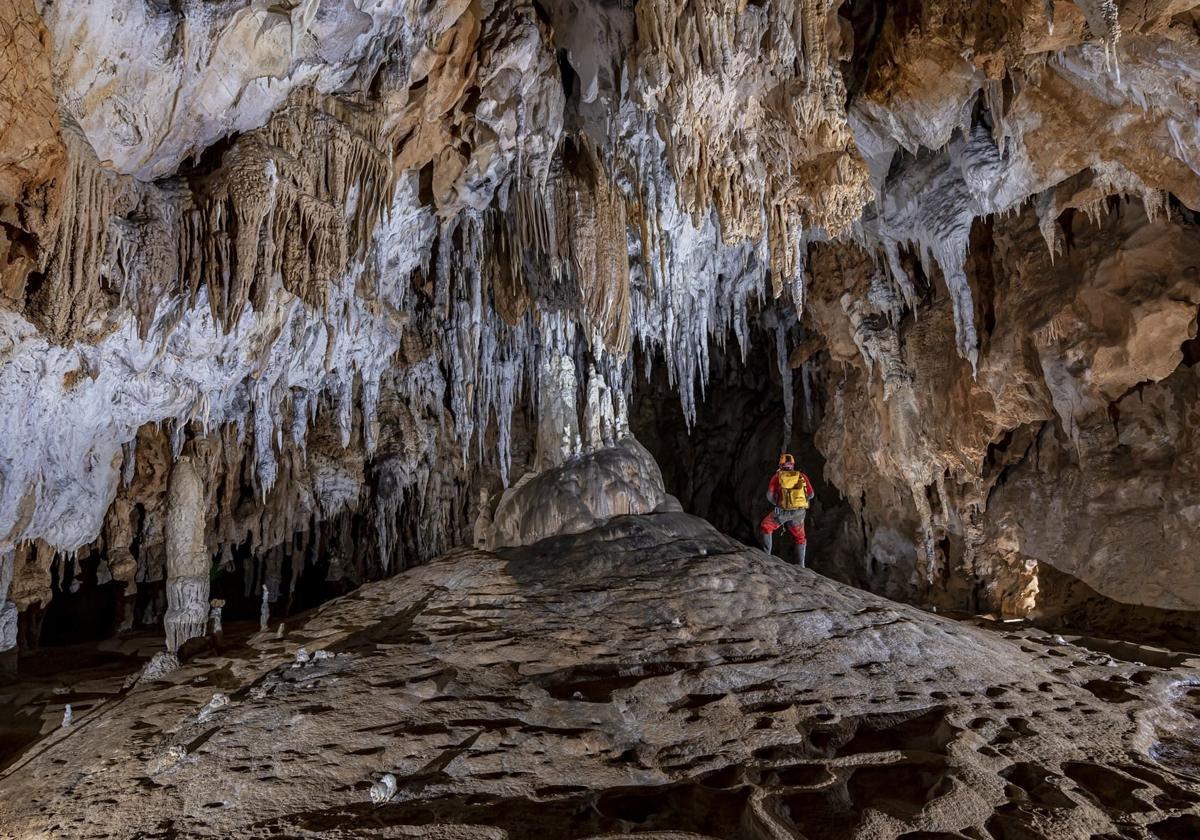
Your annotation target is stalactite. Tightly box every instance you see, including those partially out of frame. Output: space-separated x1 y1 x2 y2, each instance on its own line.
552 140 632 357
1036 188 1061 261
32 126 118 343
775 321 795 452
108 191 182 340
934 248 981 376
629 0 869 280
1075 0 1121 69
180 91 397 333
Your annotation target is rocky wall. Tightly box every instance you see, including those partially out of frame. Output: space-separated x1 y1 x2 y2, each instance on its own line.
804 198 1200 622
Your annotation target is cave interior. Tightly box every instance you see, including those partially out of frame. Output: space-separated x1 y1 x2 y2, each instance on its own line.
2 0 1200 836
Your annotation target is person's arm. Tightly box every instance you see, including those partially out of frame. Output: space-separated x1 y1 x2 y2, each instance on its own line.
804 473 815 500
766 474 779 506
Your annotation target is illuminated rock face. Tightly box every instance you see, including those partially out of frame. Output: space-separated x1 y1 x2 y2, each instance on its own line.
0 0 1197 655
3 511 1200 837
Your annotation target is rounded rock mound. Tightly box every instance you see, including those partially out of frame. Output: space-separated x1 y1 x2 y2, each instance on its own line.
1 512 1197 839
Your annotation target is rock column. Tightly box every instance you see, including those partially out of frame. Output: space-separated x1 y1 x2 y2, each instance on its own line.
163 456 209 653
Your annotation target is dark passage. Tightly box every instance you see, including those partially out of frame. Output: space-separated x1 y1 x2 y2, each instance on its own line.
631 325 850 570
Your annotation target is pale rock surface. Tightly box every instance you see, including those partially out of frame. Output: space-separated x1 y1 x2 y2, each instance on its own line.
41 0 405 179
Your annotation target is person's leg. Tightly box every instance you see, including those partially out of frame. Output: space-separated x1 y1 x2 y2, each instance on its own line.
759 511 781 554
786 522 807 567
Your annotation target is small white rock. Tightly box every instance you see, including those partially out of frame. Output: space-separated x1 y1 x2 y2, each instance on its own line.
369 773 397 804
61 704 73 728
141 651 181 682
197 692 230 722
148 744 188 775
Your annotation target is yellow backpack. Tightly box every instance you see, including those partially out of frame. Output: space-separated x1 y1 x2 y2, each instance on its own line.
778 470 809 510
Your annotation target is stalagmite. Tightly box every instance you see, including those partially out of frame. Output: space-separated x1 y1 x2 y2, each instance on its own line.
260 585 270 632
163 457 209 654
208 599 224 646
196 693 229 723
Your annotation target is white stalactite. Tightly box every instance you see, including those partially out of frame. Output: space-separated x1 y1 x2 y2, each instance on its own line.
535 350 580 470
776 322 795 452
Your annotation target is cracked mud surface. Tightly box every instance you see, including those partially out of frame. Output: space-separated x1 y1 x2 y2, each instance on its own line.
2 513 1198 839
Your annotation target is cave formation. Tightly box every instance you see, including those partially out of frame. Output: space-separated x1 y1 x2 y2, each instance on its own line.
2 0 1200 836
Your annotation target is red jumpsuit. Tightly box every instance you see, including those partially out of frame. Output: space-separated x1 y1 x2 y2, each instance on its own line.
759 472 814 545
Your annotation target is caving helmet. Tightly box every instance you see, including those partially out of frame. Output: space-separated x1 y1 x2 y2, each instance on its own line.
778 453 796 470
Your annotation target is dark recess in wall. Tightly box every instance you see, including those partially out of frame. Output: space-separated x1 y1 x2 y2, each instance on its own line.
631 333 851 568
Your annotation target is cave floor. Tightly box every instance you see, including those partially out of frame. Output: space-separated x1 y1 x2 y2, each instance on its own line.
0 620 269 775
1 513 1199 839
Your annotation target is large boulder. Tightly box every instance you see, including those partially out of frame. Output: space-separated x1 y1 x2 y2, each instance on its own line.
487 436 671 549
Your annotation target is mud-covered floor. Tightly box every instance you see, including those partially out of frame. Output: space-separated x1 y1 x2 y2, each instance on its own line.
2 512 1198 839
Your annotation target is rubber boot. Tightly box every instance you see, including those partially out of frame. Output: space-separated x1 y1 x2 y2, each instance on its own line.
760 531 773 555
794 542 806 568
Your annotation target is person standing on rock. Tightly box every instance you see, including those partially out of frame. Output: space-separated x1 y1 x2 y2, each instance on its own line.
759 454 814 567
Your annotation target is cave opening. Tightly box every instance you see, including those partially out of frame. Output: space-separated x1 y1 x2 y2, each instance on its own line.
12 520 372 667
29 552 122 649
631 317 852 571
